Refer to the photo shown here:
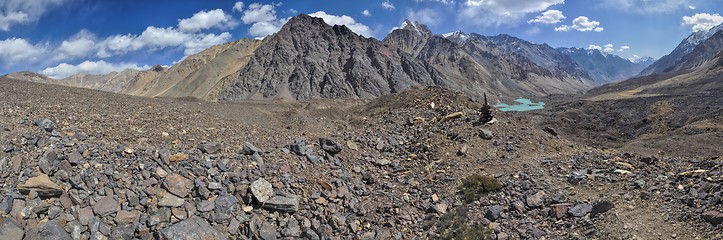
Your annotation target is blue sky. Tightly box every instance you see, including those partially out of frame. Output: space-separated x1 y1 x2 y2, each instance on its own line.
1 0 721 78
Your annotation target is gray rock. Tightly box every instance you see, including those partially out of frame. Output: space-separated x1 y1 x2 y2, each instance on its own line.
542 126 558 136
159 216 228 240
263 194 300 213
282 217 301 237
0 195 14 214
197 200 215 212
111 224 134 240
568 203 592 217
67 150 83 166
479 129 494 140
591 200 615 217
38 220 72 240
241 142 262 155
0 217 24 240
526 191 545 208
199 142 222 154
259 221 279 240
114 210 140 225
251 178 274 203
567 170 587 185
319 138 342 155
157 190 185 207
702 210 723 226
486 205 504 221
214 195 239 221
93 196 120 216
33 119 54 132
78 207 94 226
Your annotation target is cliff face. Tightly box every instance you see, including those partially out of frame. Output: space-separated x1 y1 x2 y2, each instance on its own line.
219 15 446 100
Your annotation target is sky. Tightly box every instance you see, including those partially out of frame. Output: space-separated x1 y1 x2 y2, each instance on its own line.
1 0 722 79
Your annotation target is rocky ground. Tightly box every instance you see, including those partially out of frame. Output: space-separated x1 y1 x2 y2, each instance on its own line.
0 78 721 239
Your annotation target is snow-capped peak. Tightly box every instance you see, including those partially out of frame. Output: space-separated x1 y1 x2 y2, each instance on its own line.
392 20 425 36
684 23 723 49
442 30 470 43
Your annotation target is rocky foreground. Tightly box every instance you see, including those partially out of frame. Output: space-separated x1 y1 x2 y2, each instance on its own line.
0 78 721 239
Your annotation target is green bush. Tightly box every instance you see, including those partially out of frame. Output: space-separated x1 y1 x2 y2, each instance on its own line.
459 174 502 203
434 207 490 240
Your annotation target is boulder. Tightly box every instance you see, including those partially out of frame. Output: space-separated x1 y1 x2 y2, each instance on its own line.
17 174 64 198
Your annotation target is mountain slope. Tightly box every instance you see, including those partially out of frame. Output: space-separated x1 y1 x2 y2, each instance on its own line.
3 67 166 94
640 23 723 75
135 39 262 100
219 15 446 100
559 47 647 83
385 24 594 98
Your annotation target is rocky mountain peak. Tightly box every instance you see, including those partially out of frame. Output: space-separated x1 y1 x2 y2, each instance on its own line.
397 19 432 37
441 30 470 44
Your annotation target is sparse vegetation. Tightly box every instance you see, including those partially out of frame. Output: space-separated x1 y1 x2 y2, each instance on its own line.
460 174 502 203
434 207 490 240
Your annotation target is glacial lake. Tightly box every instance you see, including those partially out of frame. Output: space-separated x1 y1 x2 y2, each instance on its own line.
494 98 545 112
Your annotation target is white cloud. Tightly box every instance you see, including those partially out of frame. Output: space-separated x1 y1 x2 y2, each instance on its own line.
382 1 396 10
309 11 373 37
682 13 723 32
460 0 564 27
0 38 48 66
603 44 614 53
688 5 696 10
40 60 146 79
415 0 455 4
618 45 630 52
587 44 602 51
362 9 371 17
182 32 232 55
242 3 277 24
556 16 604 32
405 8 442 27
600 0 690 13
55 30 96 60
178 9 238 32
554 25 570 32
0 0 65 31
528 10 565 24
233 1 245 12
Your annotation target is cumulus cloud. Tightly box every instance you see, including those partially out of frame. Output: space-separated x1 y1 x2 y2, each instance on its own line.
309 11 373 37
460 0 564 26
600 0 690 13
682 13 723 32
40 60 147 79
242 3 278 24
55 30 96 60
178 9 238 32
588 44 615 54
528 10 565 24
0 0 65 31
555 16 604 32
618 45 630 52
96 26 233 57
362 9 371 17
382 1 396 10
233 1 245 12
405 8 442 27
0 38 48 66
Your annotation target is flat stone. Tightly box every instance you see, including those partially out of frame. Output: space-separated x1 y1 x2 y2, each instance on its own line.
241 142 262 155
251 178 274 203
168 153 189 162
259 221 279 240
702 210 723 226
159 216 227 240
197 200 215 212
568 203 592 217
199 142 222 154
115 210 141 224
93 196 120 216
157 189 185 207
162 173 193 198
263 194 300 213
17 174 64 198
38 220 71 240
433 203 448 214
526 191 545 208
33 119 54 132
77 207 94 226
67 150 83 166
0 217 24 240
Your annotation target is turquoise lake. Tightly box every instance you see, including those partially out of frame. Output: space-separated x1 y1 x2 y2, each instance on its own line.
494 98 545 112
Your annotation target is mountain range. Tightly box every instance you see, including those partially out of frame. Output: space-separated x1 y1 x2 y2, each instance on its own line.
3 15 722 101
